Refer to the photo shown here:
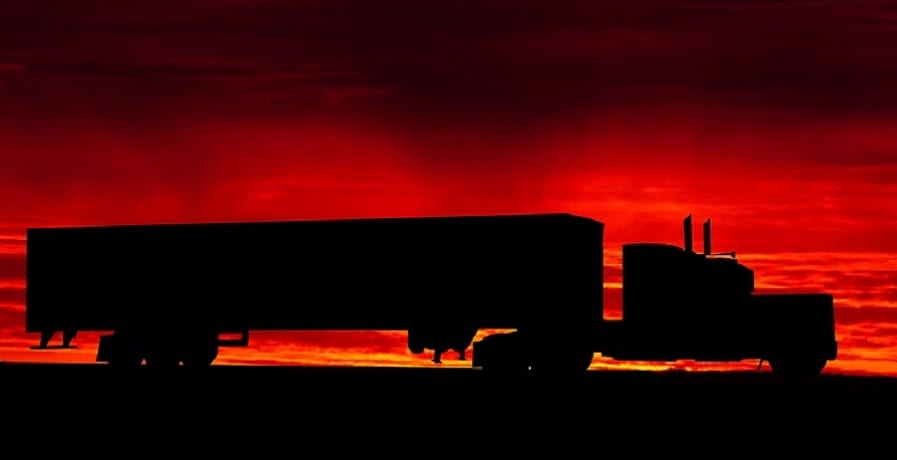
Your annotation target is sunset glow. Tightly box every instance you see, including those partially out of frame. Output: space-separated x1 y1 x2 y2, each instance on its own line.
2 1 896 374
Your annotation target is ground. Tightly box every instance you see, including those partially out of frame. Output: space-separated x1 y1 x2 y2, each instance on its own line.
1 363 890 449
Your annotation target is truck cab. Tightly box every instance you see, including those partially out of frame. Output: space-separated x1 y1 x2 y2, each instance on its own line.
597 216 837 375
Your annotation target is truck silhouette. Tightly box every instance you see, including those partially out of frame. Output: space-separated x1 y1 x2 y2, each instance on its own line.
25 213 837 375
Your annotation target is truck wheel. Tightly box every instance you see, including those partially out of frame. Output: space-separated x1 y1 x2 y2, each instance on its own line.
145 349 181 368
407 328 425 354
519 322 593 379
108 351 143 368
176 330 219 367
769 354 827 378
182 341 218 367
102 333 143 367
530 347 594 378
473 332 529 376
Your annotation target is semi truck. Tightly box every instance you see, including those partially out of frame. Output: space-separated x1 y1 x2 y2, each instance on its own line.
25 213 837 375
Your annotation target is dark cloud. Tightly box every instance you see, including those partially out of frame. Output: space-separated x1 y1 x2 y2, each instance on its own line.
3 0 897 122
0 0 894 213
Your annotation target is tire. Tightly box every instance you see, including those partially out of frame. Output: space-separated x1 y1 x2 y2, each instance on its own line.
407 328 425 354
108 353 143 368
145 348 181 368
530 346 594 379
525 326 594 379
181 339 218 368
103 332 144 367
473 332 529 375
769 353 827 378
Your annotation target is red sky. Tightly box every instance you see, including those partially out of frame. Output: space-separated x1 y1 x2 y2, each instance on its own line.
2 0 897 374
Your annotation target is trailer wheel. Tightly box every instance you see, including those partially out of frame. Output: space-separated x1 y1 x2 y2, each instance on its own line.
101 333 143 367
181 336 219 368
525 326 594 378
407 328 425 354
769 353 827 378
108 354 143 367
473 332 529 376
530 346 594 378
145 349 181 368
182 347 217 367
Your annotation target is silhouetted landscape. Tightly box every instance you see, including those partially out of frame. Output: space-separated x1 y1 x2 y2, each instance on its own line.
4 363 895 452
5 363 895 412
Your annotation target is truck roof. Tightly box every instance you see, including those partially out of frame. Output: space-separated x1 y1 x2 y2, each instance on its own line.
26 212 602 232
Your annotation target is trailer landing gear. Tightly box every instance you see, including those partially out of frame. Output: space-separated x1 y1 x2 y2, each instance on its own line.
409 325 477 365
30 329 78 350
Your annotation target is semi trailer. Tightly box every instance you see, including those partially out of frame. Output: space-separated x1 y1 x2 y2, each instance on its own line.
24 213 837 375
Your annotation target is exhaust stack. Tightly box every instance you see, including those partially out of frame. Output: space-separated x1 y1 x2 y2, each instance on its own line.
684 214 693 253
703 218 711 256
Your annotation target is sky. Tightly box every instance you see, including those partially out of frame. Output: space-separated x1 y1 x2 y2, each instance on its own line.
1 0 897 374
